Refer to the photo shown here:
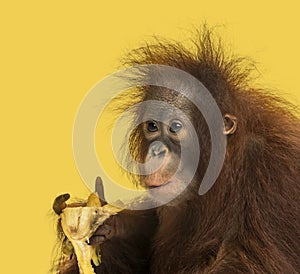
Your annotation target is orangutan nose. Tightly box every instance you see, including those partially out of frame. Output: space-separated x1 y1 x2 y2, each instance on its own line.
150 142 167 158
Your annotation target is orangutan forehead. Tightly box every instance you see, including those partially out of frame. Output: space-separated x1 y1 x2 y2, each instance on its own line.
139 89 197 122
143 87 195 110
141 106 185 122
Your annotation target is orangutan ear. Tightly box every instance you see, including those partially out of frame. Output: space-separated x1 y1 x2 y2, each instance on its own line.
223 114 237 135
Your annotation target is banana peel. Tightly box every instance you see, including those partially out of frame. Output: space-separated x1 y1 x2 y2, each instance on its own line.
60 193 121 274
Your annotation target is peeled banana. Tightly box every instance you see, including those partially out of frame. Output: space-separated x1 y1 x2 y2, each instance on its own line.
59 193 121 274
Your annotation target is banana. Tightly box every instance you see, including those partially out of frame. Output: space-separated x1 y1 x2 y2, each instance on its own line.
60 193 121 274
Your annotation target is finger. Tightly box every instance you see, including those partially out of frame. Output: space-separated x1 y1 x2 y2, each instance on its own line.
89 235 107 246
93 224 112 237
53 193 70 215
95 176 107 205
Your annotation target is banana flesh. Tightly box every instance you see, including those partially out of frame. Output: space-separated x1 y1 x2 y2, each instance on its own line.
60 193 121 274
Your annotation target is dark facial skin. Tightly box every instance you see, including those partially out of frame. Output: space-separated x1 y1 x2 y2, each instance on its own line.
141 119 184 187
137 96 205 206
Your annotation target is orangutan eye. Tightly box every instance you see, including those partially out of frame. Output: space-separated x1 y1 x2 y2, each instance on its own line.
169 121 183 133
147 121 159 132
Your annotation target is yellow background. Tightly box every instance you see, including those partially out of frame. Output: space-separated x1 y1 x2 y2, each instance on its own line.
1 1 299 273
